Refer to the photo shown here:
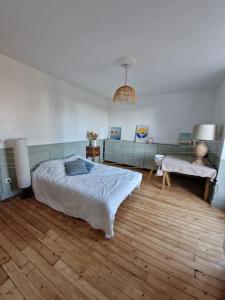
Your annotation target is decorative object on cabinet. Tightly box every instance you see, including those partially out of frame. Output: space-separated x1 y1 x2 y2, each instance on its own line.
113 56 137 104
87 130 98 147
147 137 153 144
109 127 122 140
135 125 149 143
192 124 217 165
86 146 101 163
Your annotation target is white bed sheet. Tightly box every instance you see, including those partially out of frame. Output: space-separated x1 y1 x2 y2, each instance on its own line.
32 155 142 238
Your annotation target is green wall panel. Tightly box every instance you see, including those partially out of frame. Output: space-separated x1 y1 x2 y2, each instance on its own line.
211 159 225 209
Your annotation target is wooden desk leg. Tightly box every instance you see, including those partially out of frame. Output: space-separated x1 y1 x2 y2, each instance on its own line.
162 172 166 190
147 169 154 183
165 172 171 187
204 178 210 201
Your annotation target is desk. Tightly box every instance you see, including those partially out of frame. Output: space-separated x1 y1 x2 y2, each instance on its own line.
86 146 101 163
158 155 217 201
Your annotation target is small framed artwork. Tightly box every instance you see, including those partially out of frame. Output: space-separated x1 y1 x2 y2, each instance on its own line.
178 132 193 146
135 125 149 143
109 127 122 140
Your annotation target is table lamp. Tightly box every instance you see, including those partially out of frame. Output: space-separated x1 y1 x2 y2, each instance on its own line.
192 124 217 165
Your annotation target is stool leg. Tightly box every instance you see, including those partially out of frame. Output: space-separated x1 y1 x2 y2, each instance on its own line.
147 169 154 183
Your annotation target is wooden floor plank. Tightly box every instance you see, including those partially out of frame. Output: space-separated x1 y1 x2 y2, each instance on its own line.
21 261 67 300
54 259 110 300
0 233 28 268
1 226 29 251
2 260 44 300
0 248 10 266
22 246 88 300
0 208 59 266
0 266 8 286
0 279 25 300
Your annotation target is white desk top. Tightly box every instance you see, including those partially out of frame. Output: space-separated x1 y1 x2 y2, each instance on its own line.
157 155 217 182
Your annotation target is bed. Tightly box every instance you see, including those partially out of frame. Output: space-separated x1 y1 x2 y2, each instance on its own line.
32 155 142 238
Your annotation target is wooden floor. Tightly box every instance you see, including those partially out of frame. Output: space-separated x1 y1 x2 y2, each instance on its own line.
0 171 225 300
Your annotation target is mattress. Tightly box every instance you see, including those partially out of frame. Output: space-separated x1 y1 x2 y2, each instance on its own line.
32 155 142 238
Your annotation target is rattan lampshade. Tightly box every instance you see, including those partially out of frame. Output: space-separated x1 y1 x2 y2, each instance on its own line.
113 61 137 104
113 85 136 103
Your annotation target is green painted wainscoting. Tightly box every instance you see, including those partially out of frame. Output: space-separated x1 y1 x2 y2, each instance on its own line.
0 140 104 200
211 159 225 209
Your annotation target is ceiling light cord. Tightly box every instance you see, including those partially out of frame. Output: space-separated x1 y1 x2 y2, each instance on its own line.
124 64 128 86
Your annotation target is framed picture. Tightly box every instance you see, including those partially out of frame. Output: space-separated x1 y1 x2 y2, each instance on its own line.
135 125 149 143
178 132 193 146
109 127 122 140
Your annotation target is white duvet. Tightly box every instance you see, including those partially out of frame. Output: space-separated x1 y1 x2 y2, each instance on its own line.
32 155 142 238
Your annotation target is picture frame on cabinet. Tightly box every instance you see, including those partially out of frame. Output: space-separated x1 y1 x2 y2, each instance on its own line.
109 127 122 140
135 125 149 143
178 132 193 146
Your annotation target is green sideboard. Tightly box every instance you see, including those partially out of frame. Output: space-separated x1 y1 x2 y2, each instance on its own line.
104 139 194 169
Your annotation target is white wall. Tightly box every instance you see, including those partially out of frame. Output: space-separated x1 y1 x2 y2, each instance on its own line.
109 91 214 143
211 79 225 159
0 53 219 150
0 54 109 148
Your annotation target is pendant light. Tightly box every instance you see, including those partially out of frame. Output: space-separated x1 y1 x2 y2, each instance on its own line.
113 57 137 104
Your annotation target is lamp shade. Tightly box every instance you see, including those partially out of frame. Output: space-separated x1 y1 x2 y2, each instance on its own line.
13 138 31 188
192 124 217 141
113 85 136 103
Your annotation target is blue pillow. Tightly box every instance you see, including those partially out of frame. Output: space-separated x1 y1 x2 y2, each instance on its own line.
64 159 89 176
84 160 94 172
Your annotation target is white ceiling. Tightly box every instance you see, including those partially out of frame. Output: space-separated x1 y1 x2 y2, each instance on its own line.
1 0 225 98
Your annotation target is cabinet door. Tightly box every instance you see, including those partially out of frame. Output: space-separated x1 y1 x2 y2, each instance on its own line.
122 141 134 165
113 140 123 164
143 144 157 169
132 143 145 167
104 140 114 161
